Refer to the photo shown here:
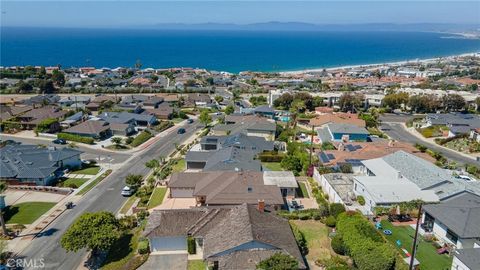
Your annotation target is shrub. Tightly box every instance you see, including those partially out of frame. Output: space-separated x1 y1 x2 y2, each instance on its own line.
187 236 196 254
130 130 153 147
124 136 134 144
58 133 95 144
138 239 150 255
317 256 349 270
414 143 427 152
325 215 337 227
357 195 365 206
256 253 298 270
336 212 395 270
339 163 353 173
329 203 346 218
257 152 285 162
331 234 347 255
290 223 308 255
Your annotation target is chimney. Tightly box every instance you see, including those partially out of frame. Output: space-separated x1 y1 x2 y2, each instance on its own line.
338 143 345 152
257 199 265 212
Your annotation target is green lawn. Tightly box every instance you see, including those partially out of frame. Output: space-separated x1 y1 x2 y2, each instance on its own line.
72 166 101 175
101 228 148 270
172 118 185 124
290 220 332 262
120 196 138 214
147 187 167 209
4 202 56 224
63 178 88 188
381 220 452 270
187 260 207 270
77 169 112 195
261 162 284 171
297 182 310 198
172 159 186 173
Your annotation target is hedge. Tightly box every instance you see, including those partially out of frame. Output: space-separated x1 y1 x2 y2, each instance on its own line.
290 222 308 255
336 212 395 270
187 236 196 254
357 195 366 206
277 209 326 220
257 152 285 162
137 240 149 255
331 234 347 255
325 215 336 227
58 133 95 144
130 130 153 147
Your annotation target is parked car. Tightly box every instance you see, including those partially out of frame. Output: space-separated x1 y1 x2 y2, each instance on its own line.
187 119 194 124
52 139 67 145
177 128 186 134
121 186 135 196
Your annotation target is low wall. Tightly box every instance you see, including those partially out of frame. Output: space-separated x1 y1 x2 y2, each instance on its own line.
8 185 73 195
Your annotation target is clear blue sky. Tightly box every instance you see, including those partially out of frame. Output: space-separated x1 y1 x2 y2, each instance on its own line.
2 1 479 28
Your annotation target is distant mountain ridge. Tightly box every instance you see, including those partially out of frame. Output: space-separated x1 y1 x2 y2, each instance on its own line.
143 22 479 32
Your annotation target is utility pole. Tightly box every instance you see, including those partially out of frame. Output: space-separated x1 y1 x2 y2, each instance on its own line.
309 125 315 165
409 203 422 270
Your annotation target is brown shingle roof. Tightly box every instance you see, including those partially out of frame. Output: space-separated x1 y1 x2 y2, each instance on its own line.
169 171 284 206
64 120 110 135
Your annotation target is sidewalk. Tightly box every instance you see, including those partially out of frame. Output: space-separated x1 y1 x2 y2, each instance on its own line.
8 168 106 254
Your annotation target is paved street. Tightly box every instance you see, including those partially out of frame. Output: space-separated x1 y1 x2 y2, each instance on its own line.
18 119 204 270
380 115 480 166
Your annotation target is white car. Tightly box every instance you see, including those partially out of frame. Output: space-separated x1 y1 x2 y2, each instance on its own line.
121 186 135 196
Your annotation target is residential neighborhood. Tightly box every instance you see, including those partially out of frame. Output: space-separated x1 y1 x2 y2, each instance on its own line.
0 54 480 270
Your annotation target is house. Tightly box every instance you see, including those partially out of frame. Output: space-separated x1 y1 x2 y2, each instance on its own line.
212 115 276 141
121 95 164 108
23 95 60 106
17 106 67 132
469 128 480 143
0 144 82 186
263 171 298 197
169 171 285 207
253 105 275 119
143 204 306 269
421 193 480 249
316 123 369 143
0 105 32 122
317 140 434 173
423 113 480 137
185 93 212 107
155 93 179 103
451 248 480 270
58 96 91 107
314 172 357 206
351 151 480 214
98 111 157 127
109 123 136 136
145 103 174 120
185 133 274 171
60 111 85 128
63 120 112 139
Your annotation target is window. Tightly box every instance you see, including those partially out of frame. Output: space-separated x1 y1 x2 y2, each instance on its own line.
247 187 253 193
446 229 458 244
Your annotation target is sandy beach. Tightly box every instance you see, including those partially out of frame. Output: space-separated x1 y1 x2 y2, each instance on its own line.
279 52 480 75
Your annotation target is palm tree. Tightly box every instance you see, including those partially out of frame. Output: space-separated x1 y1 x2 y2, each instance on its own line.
0 182 8 236
289 100 306 142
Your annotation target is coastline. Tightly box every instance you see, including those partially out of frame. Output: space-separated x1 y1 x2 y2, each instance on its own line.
278 51 480 75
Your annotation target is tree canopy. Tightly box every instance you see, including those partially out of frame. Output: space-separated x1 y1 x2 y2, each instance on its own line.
199 110 212 126
125 174 143 189
61 211 121 253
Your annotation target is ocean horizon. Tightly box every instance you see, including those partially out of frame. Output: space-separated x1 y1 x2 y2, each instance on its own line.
1 27 480 73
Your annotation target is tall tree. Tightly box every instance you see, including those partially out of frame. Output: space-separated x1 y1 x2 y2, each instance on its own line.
125 174 143 189
289 99 306 131
61 212 120 253
442 94 466 112
51 70 65 87
145 159 160 169
199 110 212 127
338 93 364 112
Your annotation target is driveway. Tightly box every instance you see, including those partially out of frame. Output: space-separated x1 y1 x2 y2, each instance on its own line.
138 254 187 270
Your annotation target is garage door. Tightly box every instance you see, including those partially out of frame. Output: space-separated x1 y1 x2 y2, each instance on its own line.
151 237 187 252
171 188 194 198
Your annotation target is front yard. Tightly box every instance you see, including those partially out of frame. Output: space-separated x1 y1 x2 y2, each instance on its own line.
439 137 480 154
172 159 186 173
147 187 167 209
187 260 207 270
290 220 332 263
417 125 448 138
71 165 101 175
4 202 56 224
380 220 452 270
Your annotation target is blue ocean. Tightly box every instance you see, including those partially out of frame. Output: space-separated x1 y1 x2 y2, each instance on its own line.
1 27 479 73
